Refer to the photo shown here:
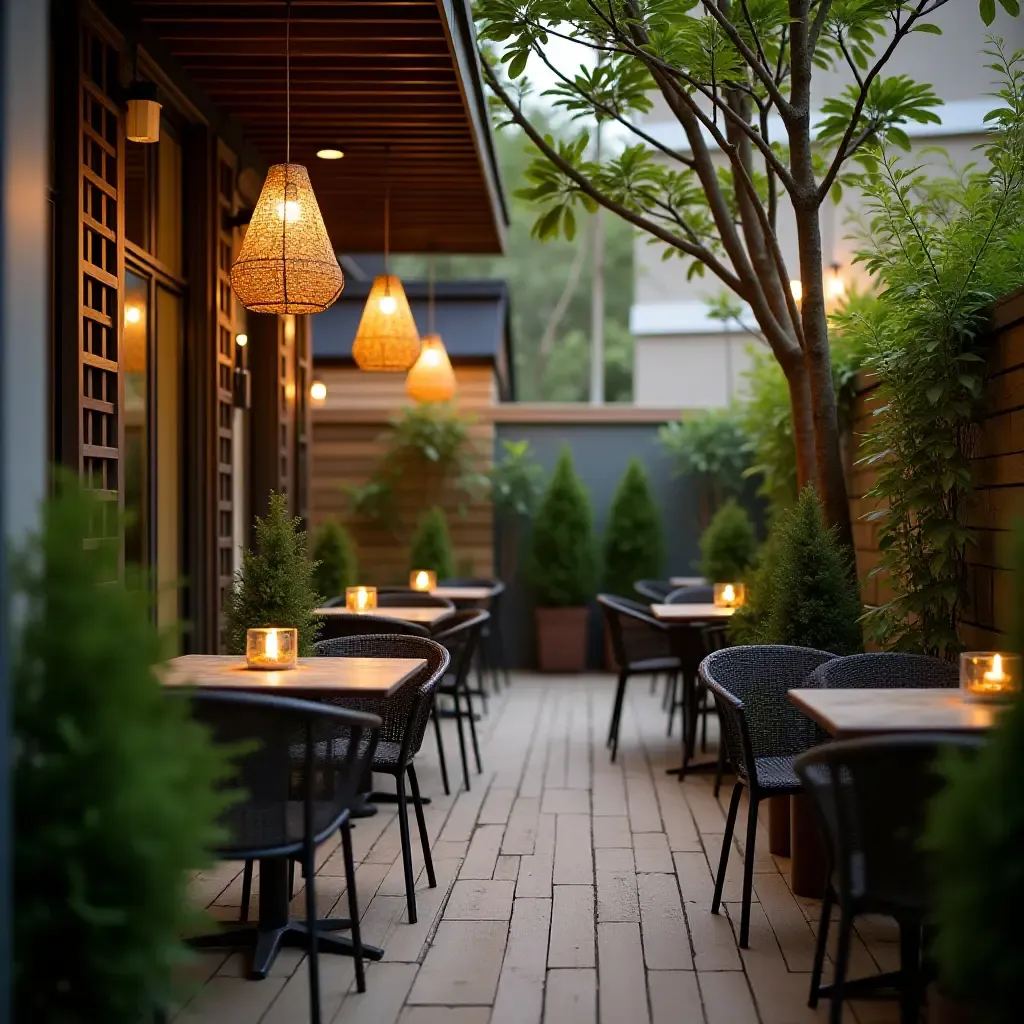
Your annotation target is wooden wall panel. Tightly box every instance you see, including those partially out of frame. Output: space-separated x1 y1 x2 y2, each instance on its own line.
310 365 496 584
847 289 1024 646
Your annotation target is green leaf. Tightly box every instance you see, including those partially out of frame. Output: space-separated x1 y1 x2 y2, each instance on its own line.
507 49 529 80
913 23 943 35
980 0 996 25
999 0 1020 15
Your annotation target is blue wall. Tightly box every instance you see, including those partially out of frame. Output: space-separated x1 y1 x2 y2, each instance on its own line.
495 422 704 669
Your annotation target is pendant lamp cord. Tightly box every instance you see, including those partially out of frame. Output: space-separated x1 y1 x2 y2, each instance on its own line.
428 254 435 335
384 144 391 293
285 0 292 164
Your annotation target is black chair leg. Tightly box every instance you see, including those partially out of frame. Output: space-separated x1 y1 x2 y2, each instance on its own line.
650 672 658 695
608 671 628 761
431 703 451 796
340 820 366 994
493 619 511 689
739 792 759 948
713 743 727 798
712 781 743 915
809 882 834 1008
830 909 853 1024
407 764 436 889
302 841 322 1024
395 773 418 924
465 686 484 774
240 860 253 922
700 692 709 752
289 860 296 902
666 673 679 737
453 688 471 792
898 919 922 1024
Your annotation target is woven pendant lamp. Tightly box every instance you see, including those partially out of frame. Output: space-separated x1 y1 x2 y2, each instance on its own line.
351 148 420 371
406 258 456 401
229 2 343 315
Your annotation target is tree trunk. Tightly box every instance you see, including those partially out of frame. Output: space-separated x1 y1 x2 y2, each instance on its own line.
781 356 816 493
793 204 855 553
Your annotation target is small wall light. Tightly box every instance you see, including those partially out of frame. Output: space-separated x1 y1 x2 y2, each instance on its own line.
126 80 161 144
826 262 847 305
124 304 142 326
245 627 298 670
316 148 344 160
789 279 803 306
235 333 248 347
310 380 327 403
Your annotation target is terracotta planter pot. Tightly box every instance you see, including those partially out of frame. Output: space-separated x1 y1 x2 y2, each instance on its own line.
928 987 976 1024
536 606 589 672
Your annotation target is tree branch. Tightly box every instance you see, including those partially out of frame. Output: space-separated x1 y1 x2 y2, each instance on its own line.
482 60 745 293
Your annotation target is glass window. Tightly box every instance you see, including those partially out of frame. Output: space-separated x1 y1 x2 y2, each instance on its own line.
124 143 152 251
123 270 149 568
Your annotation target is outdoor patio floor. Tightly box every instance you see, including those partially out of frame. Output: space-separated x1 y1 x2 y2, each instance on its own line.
178 673 903 1024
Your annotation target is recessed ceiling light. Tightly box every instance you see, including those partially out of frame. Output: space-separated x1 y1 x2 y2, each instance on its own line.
316 148 344 160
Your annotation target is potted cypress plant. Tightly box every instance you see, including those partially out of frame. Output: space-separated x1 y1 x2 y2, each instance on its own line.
313 516 358 600
602 458 665 668
223 491 323 656
409 505 455 580
14 476 235 1021
528 448 597 672
698 499 757 583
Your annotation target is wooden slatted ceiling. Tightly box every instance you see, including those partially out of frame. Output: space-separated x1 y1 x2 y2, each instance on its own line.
135 0 505 253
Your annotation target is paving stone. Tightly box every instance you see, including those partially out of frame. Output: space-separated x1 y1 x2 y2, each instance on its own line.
333 962 419 1024
502 797 541 855
516 813 556 899
596 847 639 923
699 969 759 1024
479 787 517 825
648 970 704 1024
541 788 591 815
493 855 521 881
444 879 515 921
633 831 674 873
407 921 508 1005
553 814 593 885
548 885 595 968
597 923 649 1024
543 969 596 1024
591 815 631 849
459 824 505 879
491 897 552 1024
639 872 692 970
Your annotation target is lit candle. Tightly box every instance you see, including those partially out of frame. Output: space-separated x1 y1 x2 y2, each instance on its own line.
409 569 437 593
246 627 298 671
713 582 746 608
345 586 377 612
960 651 1021 702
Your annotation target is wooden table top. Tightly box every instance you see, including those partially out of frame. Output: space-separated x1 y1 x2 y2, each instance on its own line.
162 654 425 698
432 586 496 602
651 603 735 622
669 576 707 588
788 687 1002 738
314 606 452 625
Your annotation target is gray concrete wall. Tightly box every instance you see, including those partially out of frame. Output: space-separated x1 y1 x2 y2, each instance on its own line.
494 422 703 670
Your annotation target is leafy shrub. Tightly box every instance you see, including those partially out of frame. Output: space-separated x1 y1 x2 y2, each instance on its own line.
699 500 757 583
924 521 1024 1023
313 517 358 598
839 45 1024 658
223 492 323 656
528 447 598 606
14 477 235 1022
409 506 455 579
490 439 544 521
602 458 664 598
737 486 862 654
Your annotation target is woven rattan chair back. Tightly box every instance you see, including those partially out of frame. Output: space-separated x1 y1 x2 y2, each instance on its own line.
598 594 674 666
314 634 449 762
433 609 490 684
376 591 455 609
633 579 674 602
316 613 430 642
666 584 715 604
180 689 381 858
699 645 837 784
807 652 958 690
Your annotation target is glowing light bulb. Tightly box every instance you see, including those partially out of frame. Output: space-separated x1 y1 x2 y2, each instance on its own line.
378 294 398 315
235 333 248 347
790 279 803 304
275 199 302 223
124 305 142 325
356 587 368 610
265 629 279 661
316 148 344 160
826 265 847 303
423 348 441 366
310 380 327 402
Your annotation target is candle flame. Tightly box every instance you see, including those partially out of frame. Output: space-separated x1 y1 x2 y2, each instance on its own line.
357 587 368 610
984 653 1006 683
722 584 736 604
415 571 429 590
265 629 278 660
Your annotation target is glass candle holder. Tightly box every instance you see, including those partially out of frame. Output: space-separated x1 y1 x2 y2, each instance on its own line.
960 651 1021 702
713 582 746 608
409 569 437 592
246 627 298 671
346 586 377 612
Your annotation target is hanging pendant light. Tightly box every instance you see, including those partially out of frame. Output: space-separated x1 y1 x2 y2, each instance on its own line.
229 1 343 315
407 257 456 402
351 149 420 371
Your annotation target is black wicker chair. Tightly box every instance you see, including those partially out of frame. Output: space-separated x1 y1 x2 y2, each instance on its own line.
320 595 346 608
431 609 490 793
440 577 509 692
700 624 733 796
633 579 674 602
598 595 681 761
313 634 450 924
316 612 430 642
699 644 837 947
180 690 381 1015
377 590 456 610
796 734 983 1024
665 584 715 604
807 651 958 690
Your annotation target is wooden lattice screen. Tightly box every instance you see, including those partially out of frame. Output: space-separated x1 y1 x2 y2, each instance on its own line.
79 28 123 541
215 147 237 646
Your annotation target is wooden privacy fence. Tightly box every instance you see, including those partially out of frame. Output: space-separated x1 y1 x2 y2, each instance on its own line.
848 288 1024 649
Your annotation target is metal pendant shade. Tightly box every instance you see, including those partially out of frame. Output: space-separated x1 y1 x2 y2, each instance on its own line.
406 333 456 402
230 163 344 315
351 274 421 371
